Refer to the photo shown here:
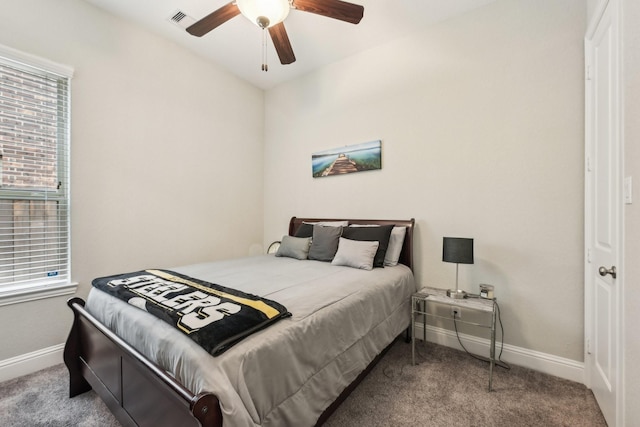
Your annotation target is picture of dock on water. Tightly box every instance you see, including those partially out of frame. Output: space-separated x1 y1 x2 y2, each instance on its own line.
312 140 382 178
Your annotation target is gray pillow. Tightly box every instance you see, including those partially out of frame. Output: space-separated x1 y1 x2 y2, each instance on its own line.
331 237 379 270
275 236 311 260
294 223 314 238
308 225 343 262
342 224 394 268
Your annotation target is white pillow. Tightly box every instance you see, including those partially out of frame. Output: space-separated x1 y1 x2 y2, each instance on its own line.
384 227 407 266
331 237 379 270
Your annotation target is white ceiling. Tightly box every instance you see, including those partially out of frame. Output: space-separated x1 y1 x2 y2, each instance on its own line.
82 0 495 90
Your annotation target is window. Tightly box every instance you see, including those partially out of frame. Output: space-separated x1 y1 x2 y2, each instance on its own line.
0 44 74 304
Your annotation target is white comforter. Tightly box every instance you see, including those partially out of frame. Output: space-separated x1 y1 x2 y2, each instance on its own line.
86 255 416 427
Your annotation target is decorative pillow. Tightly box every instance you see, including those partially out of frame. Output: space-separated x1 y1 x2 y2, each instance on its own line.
275 235 312 260
349 224 406 265
294 223 314 238
295 221 349 238
384 227 407 266
342 224 394 268
308 225 343 262
331 237 379 270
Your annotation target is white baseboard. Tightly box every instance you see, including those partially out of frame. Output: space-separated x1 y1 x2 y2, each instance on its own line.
414 323 585 384
0 343 65 383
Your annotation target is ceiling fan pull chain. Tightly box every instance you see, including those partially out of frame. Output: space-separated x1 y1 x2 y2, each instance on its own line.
261 27 268 72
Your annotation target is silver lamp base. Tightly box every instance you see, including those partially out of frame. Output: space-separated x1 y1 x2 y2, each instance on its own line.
446 289 467 299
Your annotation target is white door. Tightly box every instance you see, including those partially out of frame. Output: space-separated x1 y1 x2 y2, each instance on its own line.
585 1 622 425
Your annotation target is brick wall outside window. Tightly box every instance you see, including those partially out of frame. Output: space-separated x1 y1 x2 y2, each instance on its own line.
0 59 70 287
0 64 59 191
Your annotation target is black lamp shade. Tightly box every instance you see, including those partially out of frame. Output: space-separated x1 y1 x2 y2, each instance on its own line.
442 237 474 264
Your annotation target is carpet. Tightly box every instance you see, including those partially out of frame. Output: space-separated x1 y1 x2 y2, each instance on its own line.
0 364 119 427
0 341 606 426
324 341 607 426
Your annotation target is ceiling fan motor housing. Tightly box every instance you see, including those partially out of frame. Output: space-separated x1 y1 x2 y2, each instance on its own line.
237 0 290 28
256 16 270 29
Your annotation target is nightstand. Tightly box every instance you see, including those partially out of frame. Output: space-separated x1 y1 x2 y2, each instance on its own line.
411 287 498 391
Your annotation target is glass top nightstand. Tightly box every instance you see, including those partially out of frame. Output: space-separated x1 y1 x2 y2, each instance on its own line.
411 287 498 391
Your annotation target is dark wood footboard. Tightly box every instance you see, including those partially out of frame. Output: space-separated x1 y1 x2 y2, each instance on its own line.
63 297 223 427
64 296 407 427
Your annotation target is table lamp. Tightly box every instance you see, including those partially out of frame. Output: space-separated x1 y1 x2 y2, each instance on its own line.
443 237 474 299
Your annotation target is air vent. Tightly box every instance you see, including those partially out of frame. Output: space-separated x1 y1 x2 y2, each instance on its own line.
168 10 195 29
171 11 186 22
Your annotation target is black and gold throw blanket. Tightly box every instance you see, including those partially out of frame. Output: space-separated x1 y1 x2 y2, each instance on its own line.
92 269 291 356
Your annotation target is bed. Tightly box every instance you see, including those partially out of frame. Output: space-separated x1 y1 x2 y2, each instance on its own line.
64 217 416 427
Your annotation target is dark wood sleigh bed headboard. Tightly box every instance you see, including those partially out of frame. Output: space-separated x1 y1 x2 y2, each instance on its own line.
288 217 415 272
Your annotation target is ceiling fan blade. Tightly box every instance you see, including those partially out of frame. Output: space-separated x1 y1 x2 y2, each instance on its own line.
186 2 241 37
269 23 296 65
292 0 364 24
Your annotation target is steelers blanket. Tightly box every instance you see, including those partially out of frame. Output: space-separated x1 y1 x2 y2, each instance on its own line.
92 269 291 356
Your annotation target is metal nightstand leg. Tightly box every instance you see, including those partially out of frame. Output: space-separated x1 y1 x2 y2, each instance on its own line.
489 301 497 391
411 298 416 365
423 300 427 343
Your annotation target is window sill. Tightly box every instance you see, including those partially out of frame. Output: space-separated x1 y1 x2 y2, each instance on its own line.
0 281 78 307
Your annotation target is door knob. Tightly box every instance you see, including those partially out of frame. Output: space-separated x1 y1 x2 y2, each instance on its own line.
598 266 617 279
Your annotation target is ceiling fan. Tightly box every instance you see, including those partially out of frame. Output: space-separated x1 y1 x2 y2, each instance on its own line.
186 0 364 70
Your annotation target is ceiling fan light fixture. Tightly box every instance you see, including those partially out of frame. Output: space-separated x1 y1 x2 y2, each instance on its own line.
236 0 291 28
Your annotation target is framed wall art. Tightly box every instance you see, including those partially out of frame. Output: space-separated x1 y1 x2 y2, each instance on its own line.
312 140 381 178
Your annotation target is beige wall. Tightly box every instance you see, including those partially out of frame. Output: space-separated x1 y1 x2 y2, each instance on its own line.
264 0 586 360
0 0 265 360
623 0 640 423
1 0 636 419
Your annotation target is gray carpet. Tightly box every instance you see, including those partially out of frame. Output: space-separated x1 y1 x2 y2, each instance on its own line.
0 341 606 426
324 341 606 426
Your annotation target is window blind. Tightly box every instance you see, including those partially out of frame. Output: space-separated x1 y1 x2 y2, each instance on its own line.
0 54 71 289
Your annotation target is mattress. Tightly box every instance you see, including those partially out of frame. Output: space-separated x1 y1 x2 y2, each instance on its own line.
85 255 416 427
